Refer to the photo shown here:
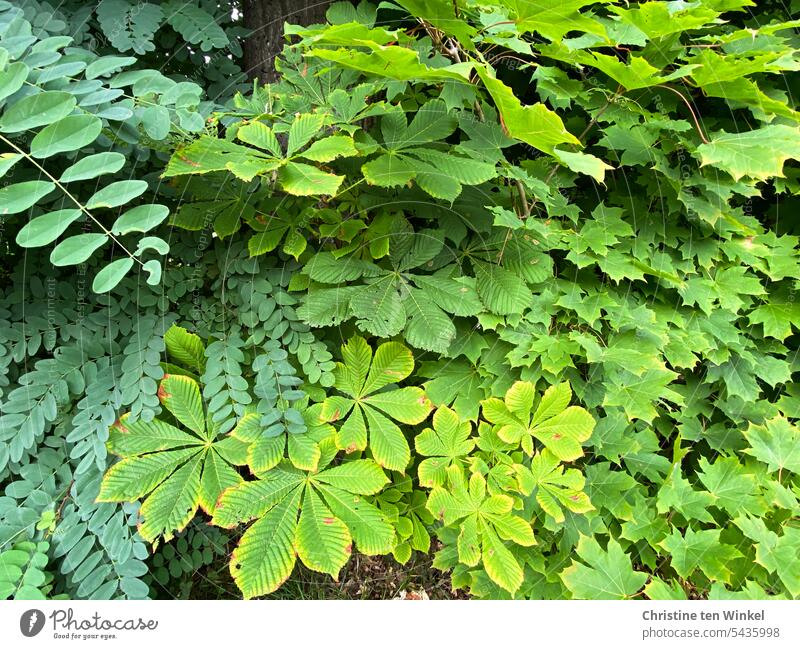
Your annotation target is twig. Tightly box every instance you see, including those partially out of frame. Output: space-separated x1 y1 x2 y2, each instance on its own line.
655 84 710 144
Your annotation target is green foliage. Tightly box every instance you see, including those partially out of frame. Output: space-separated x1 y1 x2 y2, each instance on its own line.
145 523 230 598
3 0 800 603
0 539 52 599
421 381 594 595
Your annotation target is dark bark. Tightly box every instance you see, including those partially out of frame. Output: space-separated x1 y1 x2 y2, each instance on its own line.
241 0 331 83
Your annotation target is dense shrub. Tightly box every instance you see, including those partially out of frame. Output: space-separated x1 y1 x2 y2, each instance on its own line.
1 0 799 600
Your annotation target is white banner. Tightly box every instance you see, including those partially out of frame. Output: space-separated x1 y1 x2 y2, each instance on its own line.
0 600 798 648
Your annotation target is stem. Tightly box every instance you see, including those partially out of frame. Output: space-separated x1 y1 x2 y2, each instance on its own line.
655 84 710 144
0 134 143 266
515 179 530 217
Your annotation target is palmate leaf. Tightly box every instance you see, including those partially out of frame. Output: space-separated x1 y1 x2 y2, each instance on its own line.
522 449 593 523
214 459 392 598
321 337 432 470
743 416 800 475
560 535 648 600
426 466 534 594
696 126 800 181
415 406 475 487
660 528 742 583
481 381 594 460
98 375 247 543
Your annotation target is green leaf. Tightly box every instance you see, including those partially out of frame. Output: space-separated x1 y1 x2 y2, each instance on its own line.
299 135 357 162
656 465 716 523
306 46 472 83
320 485 395 555
164 324 206 372
363 387 432 424
230 488 302 598
389 100 457 150
749 300 800 341
553 148 613 182
50 233 108 266
304 251 377 283
111 204 169 234
363 405 411 472
561 535 648 599
143 259 162 285
0 61 29 102
287 114 326 156
138 454 203 543
237 121 281 155
212 468 305 528
199 450 242 514
660 528 741 582
735 516 800 598
403 291 457 353
108 414 199 456
92 257 134 293
141 104 171 140
481 527 524 595
743 416 800 475
528 449 593 523
85 55 138 79
362 340 414 395
97 447 200 502
409 275 483 317
475 66 580 154
59 152 126 182
415 406 474 487
86 180 148 209
362 154 417 187
0 91 76 133
30 115 102 158
697 126 800 181
532 406 595 462
0 152 22 178
295 488 351 577
314 460 389 495
473 261 530 315
15 209 81 247
0 181 55 215
278 162 344 196
159 374 206 437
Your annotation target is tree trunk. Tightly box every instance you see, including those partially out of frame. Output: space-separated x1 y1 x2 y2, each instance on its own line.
242 0 331 83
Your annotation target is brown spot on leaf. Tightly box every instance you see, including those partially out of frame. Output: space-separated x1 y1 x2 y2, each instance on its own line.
157 377 172 401
323 517 335 525
346 443 358 453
